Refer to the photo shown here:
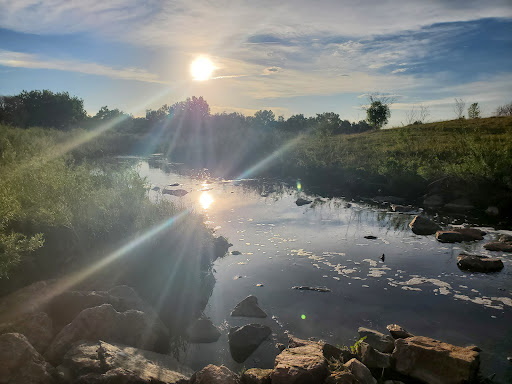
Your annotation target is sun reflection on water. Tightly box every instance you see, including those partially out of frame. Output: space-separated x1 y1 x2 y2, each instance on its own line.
199 191 214 209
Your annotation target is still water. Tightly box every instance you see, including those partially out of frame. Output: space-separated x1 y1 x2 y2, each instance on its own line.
135 158 512 382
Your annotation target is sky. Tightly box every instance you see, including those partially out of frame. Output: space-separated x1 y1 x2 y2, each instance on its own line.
0 0 511 126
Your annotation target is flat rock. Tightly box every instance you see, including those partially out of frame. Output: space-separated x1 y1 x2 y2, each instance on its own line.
272 342 328 384
0 311 53 354
0 333 56 384
344 358 376 384
228 324 271 363
241 368 272 384
358 327 394 353
484 241 512 252
296 198 312 206
190 364 240 384
45 304 169 365
386 324 413 339
457 253 504 272
409 215 441 235
436 230 465 243
231 295 267 318
186 318 221 343
392 336 480 384
451 227 486 241
58 340 192 383
162 188 188 196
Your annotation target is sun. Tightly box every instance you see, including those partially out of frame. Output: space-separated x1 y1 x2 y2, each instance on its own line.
191 57 214 81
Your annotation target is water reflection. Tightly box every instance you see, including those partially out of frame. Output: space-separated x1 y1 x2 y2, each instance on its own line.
199 191 214 209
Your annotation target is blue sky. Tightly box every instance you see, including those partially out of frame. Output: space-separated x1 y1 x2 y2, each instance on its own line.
0 0 511 125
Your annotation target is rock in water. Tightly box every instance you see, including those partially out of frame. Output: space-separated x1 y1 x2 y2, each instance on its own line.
457 253 504 272
451 227 486 241
392 336 480 384
409 215 441 235
190 364 240 384
162 188 188 196
186 318 221 343
436 230 465 243
484 240 512 252
386 324 414 339
296 198 312 206
364 235 378 240
292 286 331 292
272 342 328 384
357 327 395 353
228 324 271 363
344 358 377 384
231 295 267 318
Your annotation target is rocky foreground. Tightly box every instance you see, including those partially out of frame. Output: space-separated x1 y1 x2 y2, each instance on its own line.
0 280 486 384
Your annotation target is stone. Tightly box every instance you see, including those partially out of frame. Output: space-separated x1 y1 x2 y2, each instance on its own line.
276 343 286 352
325 371 360 384
344 358 376 384
151 186 160 191
168 183 180 187
423 194 443 207
436 230 465 243
241 368 272 384
57 340 192 384
323 343 343 360
392 336 480 384
45 304 169 365
485 206 499 216
484 241 512 252
287 334 316 348
357 342 391 369
232 250 242 255
186 318 221 343
272 342 328 384
386 324 413 339
162 188 188 196
457 253 504 272
0 333 56 384
228 324 271 363
364 235 378 240
409 215 441 235
230 295 267 318
0 311 53 354
451 227 486 241
190 364 240 384
292 286 331 292
444 198 475 212
391 204 412 212
357 327 395 353
213 236 232 258
296 198 312 206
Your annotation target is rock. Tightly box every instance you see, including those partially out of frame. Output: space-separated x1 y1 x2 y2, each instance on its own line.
287 334 316 348
444 198 474 212
241 368 272 384
151 186 160 191
190 364 240 384
344 203 352 208
484 241 512 252
409 215 441 235
45 304 169 365
230 295 267 318
232 250 242 255
423 194 443 207
186 318 221 343
485 206 499 216
392 336 480 384
386 324 413 339
0 333 56 384
436 230 465 243
228 324 271 363
162 188 188 196
344 358 376 384
357 327 395 353
364 235 378 240
0 280 57 322
0 311 53 354
272 342 328 384
213 236 232 258
169 183 180 187
457 253 504 272
391 204 412 212
296 198 312 206
325 370 360 384
292 286 331 292
58 340 192 384
323 343 343 360
357 342 391 369
451 227 486 241
276 343 286 352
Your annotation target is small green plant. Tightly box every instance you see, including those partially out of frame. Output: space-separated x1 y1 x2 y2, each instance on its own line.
350 336 367 354
239 366 247 376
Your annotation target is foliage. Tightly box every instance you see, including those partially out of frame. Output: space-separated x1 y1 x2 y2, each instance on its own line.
495 101 512 116
350 336 367 354
366 101 390 129
468 103 481 119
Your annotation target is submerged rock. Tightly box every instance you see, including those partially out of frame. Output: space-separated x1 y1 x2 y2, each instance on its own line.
386 324 413 339
162 188 188 196
231 295 267 318
392 336 480 384
186 318 221 343
190 364 240 384
228 324 271 363
292 286 331 292
457 253 504 272
357 327 394 353
409 215 441 235
296 198 312 206
272 342 328 384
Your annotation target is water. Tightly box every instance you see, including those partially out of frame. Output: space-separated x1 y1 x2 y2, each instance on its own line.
135 158 512 382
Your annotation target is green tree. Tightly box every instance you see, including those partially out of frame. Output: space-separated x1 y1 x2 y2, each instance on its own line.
316 112 342 135
366 100 391 129
468 103 480 119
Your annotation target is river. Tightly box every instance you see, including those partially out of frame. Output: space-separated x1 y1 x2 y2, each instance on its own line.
133 157 512 382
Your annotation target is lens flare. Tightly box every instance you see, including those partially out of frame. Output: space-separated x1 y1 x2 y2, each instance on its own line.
191 57 214 81
297 180 302 191
199 191 214 209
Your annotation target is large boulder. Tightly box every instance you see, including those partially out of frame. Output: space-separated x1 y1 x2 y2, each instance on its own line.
451 228 486 241
190 364 240 384
392 336 480 384
344 358 376 384
0 311 53 354
357 342 391 369
0 280 57 322
457 253 504 272
240 368 272 384
0 333 56 384
186 318 221 343
357 327 394 353
296 198 312 206
57 341 192 384
45 304 169 365
231 295 267 318
228 324 271 363
409 216 441 236
271 341 328 384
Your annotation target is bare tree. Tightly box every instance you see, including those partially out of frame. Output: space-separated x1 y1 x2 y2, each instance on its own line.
418 105 430 123
404 104 430 125
495 102 512 116
454 98 466 119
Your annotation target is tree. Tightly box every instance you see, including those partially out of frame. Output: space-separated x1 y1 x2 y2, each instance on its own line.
467 103 480 119
252 110 276 129
404 104 430 125
316 112 342 135
453 98 466 119
495 102 512 116
364 93 393 129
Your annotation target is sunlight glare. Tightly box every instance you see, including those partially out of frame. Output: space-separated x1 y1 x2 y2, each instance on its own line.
199 191 214 209
191 57 214 81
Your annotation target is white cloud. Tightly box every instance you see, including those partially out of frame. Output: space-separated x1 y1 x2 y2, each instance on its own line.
392 68 408 74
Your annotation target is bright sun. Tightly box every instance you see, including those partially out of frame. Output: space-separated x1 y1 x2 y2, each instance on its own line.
191 57 214 81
